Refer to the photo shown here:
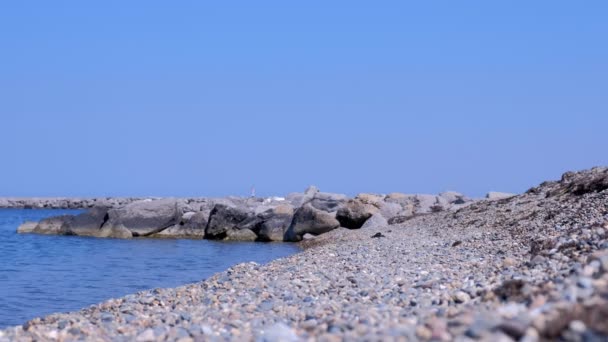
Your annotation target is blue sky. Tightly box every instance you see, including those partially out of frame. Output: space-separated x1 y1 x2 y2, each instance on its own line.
0 1 606 198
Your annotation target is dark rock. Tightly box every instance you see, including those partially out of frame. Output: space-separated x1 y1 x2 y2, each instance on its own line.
105 199 185 236
336 199 378 229
205 204 254 239
495 320 527 340
153 211 209 238
257 205 294 242
31 216 72 235
284 203 340 241
63 206 110 237
225 228 257 241
309 192 348 213
361 214 388 229
547 167 608 197
371 232 385 238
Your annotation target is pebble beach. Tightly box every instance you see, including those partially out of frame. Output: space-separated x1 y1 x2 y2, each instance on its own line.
1 167 607 341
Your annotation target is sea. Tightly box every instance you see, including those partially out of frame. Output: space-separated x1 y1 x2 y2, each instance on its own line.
0 209 300 328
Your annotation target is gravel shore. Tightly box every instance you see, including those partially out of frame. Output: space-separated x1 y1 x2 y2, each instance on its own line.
1 168 607 341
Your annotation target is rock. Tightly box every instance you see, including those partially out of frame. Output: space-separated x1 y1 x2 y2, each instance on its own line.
302 233 316 240
305 185 319 196
336 199 378 229
257 206 294 242
415 194 441 213
31 216 71 235
225 228 258 241
136 328 157 342
377 202 404 220
63 206 110 237
99 223 133 239
105 199 185 236
355 193 384 207
361 214 388 229
153 211 209 238
181 211 196 221
438 191 468 205
205 204 254 239
258 322 298 342
503 258 517 268
547 167 608 197
285 186 319 207
284 203 340 241
309 192 348 213
486 192 516 200
17 221 38 233
453 291 470 303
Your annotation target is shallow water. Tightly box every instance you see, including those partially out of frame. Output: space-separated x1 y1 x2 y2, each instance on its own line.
0 209 300 328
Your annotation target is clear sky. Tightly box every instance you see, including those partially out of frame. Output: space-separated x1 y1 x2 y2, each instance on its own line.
0 1 606 198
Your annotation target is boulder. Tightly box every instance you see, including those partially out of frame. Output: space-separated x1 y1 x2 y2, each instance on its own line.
384 193 416 210
415 194 441 214
336 199 378 229
257 205 295 242
105 199 185 236
284 203 340 241
309 192 348 213
438 191 468 205
17 221 38 233
377 202 404 220
153 211 209 238
361 213 388 229
98 224 133 239
205 204 255 239
355 193 385 207
225 228 258 241
486 192 516 200
63 206 110 237
31 216 71 235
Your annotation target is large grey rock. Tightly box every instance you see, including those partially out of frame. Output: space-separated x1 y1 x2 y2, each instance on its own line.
257 205 295 242
225 228 257 241
63 206 110 237
98 223 133 239
284 203 340 241
355 193 385 207
205 204 255 239
17 221 38 233
361 213 388 229
438 191 468 205
377 201 404 220
30 216 71 235
153 211 209 238
415 194 441 214
309 192 348 213
286 186 346 211
104 199 185 237
336 199 378 229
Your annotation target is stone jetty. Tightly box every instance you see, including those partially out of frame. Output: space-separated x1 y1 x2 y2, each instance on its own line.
10 188 476 242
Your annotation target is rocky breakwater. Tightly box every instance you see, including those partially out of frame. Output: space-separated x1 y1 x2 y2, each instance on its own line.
0 197 142 209
16 187 476 242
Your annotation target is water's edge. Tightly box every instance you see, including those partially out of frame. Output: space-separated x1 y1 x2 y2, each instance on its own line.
0 209 300 328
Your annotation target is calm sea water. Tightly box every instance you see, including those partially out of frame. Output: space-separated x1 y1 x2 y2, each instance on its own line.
0 209 300 328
